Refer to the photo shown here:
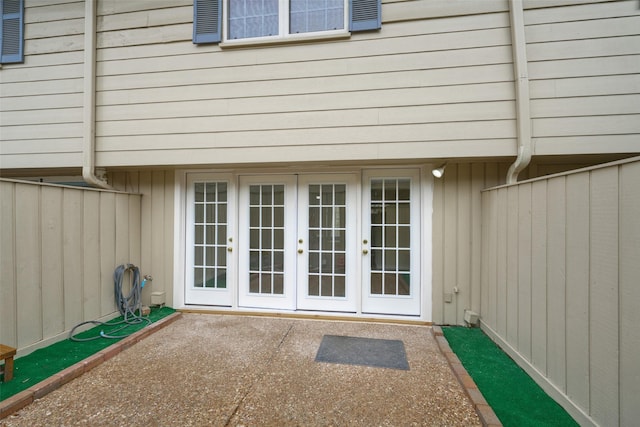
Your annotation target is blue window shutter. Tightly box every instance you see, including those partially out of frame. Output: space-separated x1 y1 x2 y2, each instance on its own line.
350 0 381 32
193 0 222 44
1 0 24 63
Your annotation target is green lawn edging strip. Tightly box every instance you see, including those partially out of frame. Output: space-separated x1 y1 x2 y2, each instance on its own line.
442 327 578 427
1 307 177 407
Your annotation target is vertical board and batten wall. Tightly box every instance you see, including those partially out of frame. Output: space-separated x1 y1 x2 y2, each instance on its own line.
480 158 640 427
92 0 517 167
0 0 85 169
525 0 640 155
109 170 176 308
0 179 142 355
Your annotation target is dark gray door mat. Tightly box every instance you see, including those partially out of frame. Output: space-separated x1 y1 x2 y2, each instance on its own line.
315 335 410 370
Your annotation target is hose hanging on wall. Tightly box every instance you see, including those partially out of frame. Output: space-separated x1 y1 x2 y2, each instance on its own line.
69 264 151 341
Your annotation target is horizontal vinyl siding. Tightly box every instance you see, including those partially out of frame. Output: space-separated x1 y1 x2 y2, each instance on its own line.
0 1 85 169
525 0 640 155
94 1 516 167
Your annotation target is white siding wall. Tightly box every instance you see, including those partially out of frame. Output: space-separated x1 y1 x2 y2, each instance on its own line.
525 0 640 155
0 179 142 355
479 157 640 427
0 0 85 169
93 0 517 167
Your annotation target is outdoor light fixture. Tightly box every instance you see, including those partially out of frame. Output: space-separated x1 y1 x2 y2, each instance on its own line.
432 164 447 178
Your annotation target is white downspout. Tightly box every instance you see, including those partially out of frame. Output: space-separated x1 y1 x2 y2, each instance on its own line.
506 0 532 184
82 0 111 189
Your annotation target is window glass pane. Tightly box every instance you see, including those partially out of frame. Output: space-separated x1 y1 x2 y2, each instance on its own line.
206 247 216 266
217 225 227 244
273 251 284 272
195 246 204 265
371 180 383 201
309 251 319 272
309 185 320 205
384 203 397 223
273 273 284 294
321 276 333 296
335 184 345 204
262 229 272 247
206 182 217 198
195 204 204 223
334 230 345 251
194 268 204 287
229 0 279 39
250 185 260 204
321 252 333 273
195 183 205 202
273 207 284 227
384 226 396 247
385 180 396 200
218 248 227 267
398 179 411 200
308 275 320 296
218 183 227 202
334 253 345 274
384 273 397 295
309 230 320 250
309 206 320 228
218 270 227 288
398 250 410 272
371 272 382 294
334 275 345 297
289 0 343 34
262 207 272 226
206 204 216 223
321 230 333 250
398 202 410 224
218 203 227 223
398 226 410 248
274 185 284 204
322 207 332 227
195 225 204 244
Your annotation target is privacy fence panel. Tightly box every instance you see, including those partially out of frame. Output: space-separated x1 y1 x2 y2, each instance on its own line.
0 179 141 355
480 157 640 427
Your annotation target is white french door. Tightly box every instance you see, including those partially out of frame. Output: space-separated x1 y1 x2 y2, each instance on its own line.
361 169 421 315
296 174 358 312
184 169 423 317
238 175 298 310
185 173 235 306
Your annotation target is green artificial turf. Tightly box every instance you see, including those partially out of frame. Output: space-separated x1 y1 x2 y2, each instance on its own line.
0 306 175 402
442 327 579 427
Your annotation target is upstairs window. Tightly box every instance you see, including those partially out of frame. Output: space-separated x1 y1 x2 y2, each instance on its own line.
0 0 24 63
194 0 380 45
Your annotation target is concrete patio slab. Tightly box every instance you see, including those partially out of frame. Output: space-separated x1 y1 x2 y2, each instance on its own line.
0 314 481 426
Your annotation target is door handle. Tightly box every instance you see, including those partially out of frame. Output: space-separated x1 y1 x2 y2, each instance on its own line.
362 249 368 255
298 248 304 254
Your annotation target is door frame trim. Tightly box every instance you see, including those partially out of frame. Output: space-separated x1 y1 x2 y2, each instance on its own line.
174 165 434 321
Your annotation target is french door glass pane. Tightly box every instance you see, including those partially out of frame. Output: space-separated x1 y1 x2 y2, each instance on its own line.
370 179 411 296
249 184 285 294
308 184 346 297
193 182 228 289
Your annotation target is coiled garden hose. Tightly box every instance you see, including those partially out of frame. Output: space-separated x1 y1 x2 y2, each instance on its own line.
69 264 151 341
